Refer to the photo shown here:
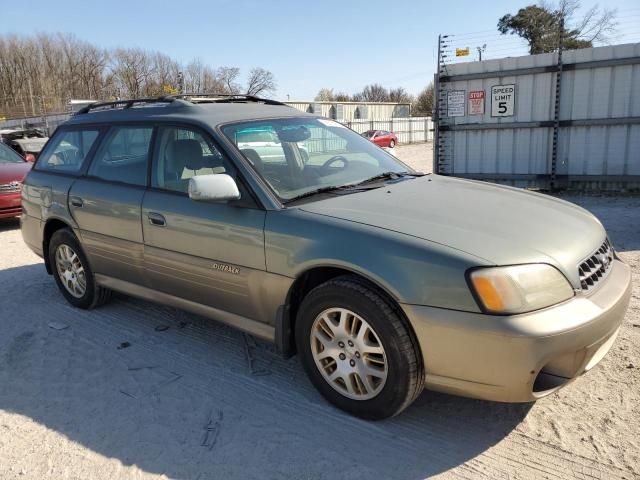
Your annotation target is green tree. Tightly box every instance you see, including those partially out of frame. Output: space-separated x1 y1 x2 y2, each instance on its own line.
498 0 617 54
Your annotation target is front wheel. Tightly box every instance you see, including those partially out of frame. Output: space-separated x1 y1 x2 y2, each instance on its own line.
49 228 112 309
389 139 396 148
296 275 424 419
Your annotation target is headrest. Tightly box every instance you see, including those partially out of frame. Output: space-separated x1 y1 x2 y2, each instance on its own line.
241 148 262 167
170 139 203 170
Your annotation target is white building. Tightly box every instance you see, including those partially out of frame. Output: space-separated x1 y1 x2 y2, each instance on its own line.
284 101 411 121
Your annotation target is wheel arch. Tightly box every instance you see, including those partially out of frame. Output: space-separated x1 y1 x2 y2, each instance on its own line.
276 264 420 361
42 218 75 274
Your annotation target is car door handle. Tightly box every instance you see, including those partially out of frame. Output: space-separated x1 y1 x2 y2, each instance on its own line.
147 212 166 227
70 196 84 208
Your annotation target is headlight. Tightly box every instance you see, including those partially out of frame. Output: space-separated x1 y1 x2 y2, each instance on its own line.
468 264 574 314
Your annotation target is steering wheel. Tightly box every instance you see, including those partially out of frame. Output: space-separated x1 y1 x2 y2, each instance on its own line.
320 155 349 175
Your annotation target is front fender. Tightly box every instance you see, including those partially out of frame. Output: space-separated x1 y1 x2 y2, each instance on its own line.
265 209 486 312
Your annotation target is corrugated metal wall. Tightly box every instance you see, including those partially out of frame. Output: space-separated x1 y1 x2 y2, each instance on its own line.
436 43 640 190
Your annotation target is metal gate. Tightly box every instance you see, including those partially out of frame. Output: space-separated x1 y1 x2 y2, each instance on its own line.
434 39 640 191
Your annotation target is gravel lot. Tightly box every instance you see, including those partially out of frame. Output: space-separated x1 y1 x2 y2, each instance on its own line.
0 143 638 479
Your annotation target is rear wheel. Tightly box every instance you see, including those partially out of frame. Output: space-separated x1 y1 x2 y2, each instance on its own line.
49 228 112 309
389 139 396 148
296 275 424 419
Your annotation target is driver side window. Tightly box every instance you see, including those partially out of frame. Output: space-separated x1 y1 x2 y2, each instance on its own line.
152 126 236 194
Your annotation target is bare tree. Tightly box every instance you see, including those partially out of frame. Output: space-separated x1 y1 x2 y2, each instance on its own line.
315 88 335 101
412 82 434 116
0 33 279 119
217 66 241 94
245 67 276 96
334 92 351 102
354 84 389 102
111 48 156 98
388 87 413 104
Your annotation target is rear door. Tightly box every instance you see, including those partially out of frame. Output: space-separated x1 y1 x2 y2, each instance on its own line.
142 124 267 322
69 125 153 285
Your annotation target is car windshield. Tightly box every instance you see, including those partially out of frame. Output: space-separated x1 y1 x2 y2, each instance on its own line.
222 118 411 202
363 130 376 137
0 143 25 163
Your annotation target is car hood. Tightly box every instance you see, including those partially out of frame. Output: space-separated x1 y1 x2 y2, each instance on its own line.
299 175 605 286
0 162 32 184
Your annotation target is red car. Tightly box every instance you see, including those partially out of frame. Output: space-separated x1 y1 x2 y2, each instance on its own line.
0 142 32 219
362 129 398 148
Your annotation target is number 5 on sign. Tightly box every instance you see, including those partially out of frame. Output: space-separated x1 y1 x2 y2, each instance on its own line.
491 84 515 117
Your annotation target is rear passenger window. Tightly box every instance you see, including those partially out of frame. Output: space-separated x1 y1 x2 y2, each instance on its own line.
36 129 100 173
88 126 153 186
152 126 237 193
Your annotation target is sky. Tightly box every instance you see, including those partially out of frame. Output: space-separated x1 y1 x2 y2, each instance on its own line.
2 0 639 100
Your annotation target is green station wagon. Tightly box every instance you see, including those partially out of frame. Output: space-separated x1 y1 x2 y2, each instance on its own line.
21 95 632 419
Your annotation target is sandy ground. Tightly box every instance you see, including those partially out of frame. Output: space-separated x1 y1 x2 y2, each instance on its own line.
0 142 638 479
387 142 434 174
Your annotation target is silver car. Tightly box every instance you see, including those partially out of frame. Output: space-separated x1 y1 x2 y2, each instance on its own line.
21 95 632 419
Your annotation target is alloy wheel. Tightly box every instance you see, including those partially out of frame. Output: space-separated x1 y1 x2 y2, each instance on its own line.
310 307 388 400
55 244 87 298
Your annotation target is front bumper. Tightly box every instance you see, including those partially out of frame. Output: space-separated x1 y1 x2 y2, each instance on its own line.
401 259 632 402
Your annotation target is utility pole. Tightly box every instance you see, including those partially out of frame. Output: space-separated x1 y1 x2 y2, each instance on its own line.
177 71 184 95
476 44 486 61
26 77 37 116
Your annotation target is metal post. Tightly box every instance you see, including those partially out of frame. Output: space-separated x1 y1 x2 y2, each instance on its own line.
433 35 442 173
550 17 565 190
27 77 36 116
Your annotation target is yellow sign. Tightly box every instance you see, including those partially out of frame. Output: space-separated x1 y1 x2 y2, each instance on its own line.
456 47 470 57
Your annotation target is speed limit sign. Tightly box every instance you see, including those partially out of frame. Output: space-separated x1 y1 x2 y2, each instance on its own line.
491 84 515 117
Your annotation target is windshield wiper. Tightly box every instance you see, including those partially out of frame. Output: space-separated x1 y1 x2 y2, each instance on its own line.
284 172 425 204
284 184 365 203
351 171 425 187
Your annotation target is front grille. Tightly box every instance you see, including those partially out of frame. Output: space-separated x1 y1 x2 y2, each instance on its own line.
579 240 614 291
0 182 21 193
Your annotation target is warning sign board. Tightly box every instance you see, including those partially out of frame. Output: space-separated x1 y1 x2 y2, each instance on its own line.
447 90 465 117
491 84 515 117
468 90 485 115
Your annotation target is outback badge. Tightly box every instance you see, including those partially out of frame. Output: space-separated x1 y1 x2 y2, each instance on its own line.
212 262 240 275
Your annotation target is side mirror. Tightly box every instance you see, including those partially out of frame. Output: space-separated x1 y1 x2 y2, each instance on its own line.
188 174 240 202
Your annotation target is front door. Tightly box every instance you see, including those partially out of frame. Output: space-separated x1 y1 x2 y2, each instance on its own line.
142 125 267 322
70 125 153 285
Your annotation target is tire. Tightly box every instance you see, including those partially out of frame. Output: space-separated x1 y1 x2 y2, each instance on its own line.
389 139 396 148
48 228 112 309
295 275 424 419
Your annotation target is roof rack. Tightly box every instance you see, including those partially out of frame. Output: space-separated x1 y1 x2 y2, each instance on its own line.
75 97 177 115
171 93 287 106
75 93 287 115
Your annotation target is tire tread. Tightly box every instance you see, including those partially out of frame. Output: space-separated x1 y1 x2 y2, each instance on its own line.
304 274 424 417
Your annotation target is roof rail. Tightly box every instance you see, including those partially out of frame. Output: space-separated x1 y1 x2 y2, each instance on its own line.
74 93 287 115
170 93 287 106
75 97 177 115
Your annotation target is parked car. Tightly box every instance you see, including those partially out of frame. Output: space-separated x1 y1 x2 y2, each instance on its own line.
0 128 49 161
0 142 32 218
21 95 631 419
236 128 310 163
362 129 397 148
